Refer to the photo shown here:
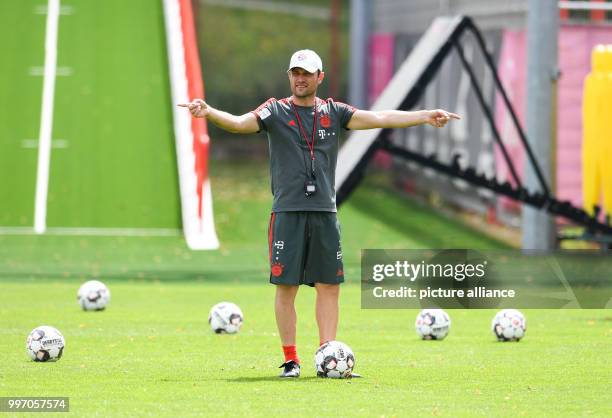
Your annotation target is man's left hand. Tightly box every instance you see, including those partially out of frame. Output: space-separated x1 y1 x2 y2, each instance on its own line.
425 109 461 128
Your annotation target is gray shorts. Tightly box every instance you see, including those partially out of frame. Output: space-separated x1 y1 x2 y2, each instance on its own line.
267 211 344 286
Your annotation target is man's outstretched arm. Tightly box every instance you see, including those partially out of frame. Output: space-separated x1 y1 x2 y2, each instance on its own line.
178 99 260 134
347 109 460 130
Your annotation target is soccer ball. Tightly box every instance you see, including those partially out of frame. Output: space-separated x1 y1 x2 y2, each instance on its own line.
208 302 243 334
492 309 526 341
26 326 65 362
315 341 355 378
415 309 451 340
77 280 111 311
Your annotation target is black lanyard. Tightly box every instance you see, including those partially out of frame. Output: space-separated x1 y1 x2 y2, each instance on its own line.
290 99 318 177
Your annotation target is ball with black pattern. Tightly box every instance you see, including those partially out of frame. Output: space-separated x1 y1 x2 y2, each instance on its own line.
26 326 65 362
208 302 243 334
492 309 526 341
415 309 451 340
77 280 111 311
315 341 355 378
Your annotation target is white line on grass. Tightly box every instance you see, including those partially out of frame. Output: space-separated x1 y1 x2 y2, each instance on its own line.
33 0 60 234
29 66 73 76
22 139 68 149
34 4 74 15
0 227 182 237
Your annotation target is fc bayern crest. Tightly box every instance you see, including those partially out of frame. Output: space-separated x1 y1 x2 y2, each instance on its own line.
320 115 331 128
271 262 284 277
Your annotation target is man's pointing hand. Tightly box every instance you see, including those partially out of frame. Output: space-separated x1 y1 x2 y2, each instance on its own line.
178 99 208 118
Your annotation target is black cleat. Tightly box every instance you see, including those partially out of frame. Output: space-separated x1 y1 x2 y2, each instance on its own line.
278 360 301 378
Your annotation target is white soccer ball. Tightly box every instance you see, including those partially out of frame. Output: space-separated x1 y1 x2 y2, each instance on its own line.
492 309 526 341
208 302 243 334
415 309 451 340
26 326 65 362
77 280 111 311
315 341 355 378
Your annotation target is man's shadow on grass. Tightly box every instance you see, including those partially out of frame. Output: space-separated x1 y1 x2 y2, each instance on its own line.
223 376 320 383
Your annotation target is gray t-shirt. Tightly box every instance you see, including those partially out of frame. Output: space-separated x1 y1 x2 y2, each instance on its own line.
252 97 356 212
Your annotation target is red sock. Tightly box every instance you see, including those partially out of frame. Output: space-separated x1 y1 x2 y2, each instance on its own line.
319 340 327 347
282 345 299 364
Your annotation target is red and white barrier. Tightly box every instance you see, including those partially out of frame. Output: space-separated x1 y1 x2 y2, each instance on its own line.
163 0 219 249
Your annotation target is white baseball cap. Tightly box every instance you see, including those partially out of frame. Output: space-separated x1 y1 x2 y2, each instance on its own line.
288 49 323 74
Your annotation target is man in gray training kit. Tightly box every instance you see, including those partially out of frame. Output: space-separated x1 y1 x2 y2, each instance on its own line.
179 49 460 378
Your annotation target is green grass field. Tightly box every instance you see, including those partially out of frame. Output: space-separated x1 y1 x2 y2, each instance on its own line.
0 1 45 226
0 0 179 228
1 163 610 417
47 0 179 228
1 282 610 417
